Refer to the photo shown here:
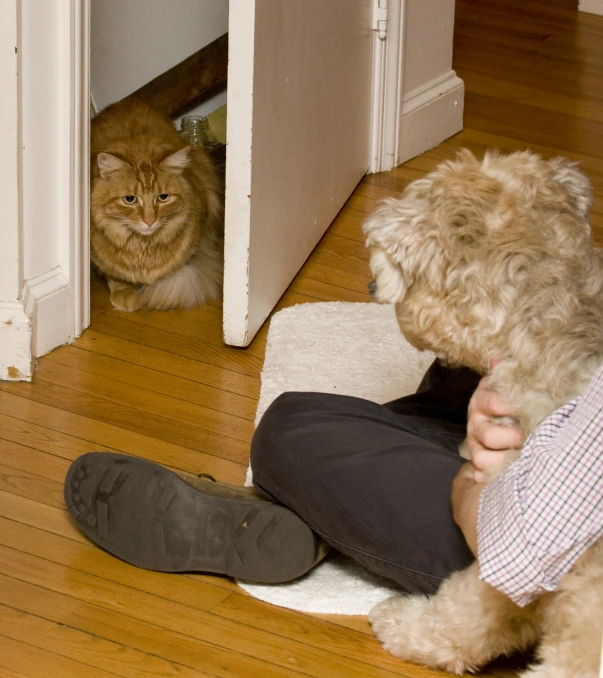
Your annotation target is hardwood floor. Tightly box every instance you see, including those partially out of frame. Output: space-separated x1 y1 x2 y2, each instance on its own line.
1 1 602 676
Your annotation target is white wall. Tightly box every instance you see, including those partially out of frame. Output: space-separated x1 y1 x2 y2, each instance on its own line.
21 1 65 282
402 0 456 98
395 0 463 166
0 1 20 304
0 0 31 380
91 0 228 115
579 0 603 15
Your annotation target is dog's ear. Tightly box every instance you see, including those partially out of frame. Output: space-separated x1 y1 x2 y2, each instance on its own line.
363 198 421 304
363 246 408 304
548 156 592 221
363 191 445 304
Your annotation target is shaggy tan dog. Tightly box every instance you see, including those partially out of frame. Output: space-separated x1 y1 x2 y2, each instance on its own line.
363 149 603 677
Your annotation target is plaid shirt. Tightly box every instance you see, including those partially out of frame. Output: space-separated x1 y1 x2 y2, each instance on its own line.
477 360 603 607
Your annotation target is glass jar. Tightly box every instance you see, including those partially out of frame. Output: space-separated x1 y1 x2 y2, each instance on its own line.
179 115 219 148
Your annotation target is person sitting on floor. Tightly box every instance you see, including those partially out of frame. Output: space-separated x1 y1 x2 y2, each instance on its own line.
64 359 603 607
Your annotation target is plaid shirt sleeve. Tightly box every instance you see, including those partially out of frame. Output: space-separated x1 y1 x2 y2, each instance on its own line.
476 361 603 607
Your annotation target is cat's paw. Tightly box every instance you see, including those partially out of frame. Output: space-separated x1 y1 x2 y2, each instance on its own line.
110 288 142 312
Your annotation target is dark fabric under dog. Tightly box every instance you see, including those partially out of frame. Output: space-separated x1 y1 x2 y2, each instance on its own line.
251 359 479 594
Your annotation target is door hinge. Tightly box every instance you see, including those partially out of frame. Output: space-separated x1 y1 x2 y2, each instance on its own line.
373 0 388 40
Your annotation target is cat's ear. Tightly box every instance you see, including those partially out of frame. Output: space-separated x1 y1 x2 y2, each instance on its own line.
97 152 130 180
160 147 191 174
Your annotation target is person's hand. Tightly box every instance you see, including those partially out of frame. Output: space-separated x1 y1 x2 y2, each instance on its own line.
466 368 524 483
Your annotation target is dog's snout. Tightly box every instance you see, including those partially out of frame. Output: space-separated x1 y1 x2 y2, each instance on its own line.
368 280 377 299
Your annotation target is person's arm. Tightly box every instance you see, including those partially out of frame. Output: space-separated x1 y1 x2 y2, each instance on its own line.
450 465 485 557
456 363 603 607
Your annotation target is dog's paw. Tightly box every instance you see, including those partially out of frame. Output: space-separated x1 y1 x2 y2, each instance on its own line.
369 595 476 675
369 595 433 661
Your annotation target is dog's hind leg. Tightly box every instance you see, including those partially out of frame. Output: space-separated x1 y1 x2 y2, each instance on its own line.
520 545 603 678
369 562 539 675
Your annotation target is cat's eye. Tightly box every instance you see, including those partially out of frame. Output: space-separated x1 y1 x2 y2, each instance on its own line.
123 195 137 204
156 193 170 202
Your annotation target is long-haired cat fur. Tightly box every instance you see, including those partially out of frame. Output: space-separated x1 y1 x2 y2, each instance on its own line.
90 99 223 311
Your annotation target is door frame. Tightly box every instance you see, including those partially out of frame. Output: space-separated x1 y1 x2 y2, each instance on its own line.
0 0 90 381
370 0 464 173
0 0 462 377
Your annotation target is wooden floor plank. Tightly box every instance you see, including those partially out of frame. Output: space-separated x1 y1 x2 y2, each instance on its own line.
0 514 238 605
32 357 255 441
0 635 124 678
74 328 261 400
0 597 213 678
84 309 265 378
0 572 85 623
0 462 65 510
91 281 268 359
64 604 312 678
0 544 416 678
211 591 418 673
1 438 71 483
0 392 247 483
289 276 372 303
213 594 518 678
0 379 250 465
44 345 257 421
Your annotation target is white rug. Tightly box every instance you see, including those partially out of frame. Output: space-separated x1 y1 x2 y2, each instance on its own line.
238 301 435 615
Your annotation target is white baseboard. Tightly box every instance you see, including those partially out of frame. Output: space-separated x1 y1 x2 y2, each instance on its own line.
579 0 603 15
0 268 77 382
396 71 464 166
0 303 33 381
22 266 72 359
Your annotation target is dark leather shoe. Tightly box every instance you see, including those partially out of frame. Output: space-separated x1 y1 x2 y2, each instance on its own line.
64 452 329 583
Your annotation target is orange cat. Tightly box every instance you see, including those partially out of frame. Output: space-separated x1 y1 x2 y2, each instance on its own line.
90 99 223 311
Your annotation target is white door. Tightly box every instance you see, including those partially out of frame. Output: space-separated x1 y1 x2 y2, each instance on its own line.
224 0 374 347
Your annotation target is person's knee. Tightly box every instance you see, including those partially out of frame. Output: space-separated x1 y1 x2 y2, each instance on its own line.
250 392 327 495
252 392 310 465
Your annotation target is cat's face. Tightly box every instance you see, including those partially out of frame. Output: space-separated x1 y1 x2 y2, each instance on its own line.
94 147 192 236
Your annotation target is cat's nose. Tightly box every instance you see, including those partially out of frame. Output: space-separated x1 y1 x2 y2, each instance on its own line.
143 218 156 227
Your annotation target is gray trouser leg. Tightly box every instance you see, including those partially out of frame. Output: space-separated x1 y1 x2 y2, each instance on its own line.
250 360 479 594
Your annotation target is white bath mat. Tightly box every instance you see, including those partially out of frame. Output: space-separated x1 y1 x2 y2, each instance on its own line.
238 301 435 615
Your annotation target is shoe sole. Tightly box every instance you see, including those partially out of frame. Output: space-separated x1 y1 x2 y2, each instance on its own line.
64 452 319 583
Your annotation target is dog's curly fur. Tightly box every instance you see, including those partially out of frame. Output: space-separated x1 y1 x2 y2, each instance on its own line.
363 149 603 677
